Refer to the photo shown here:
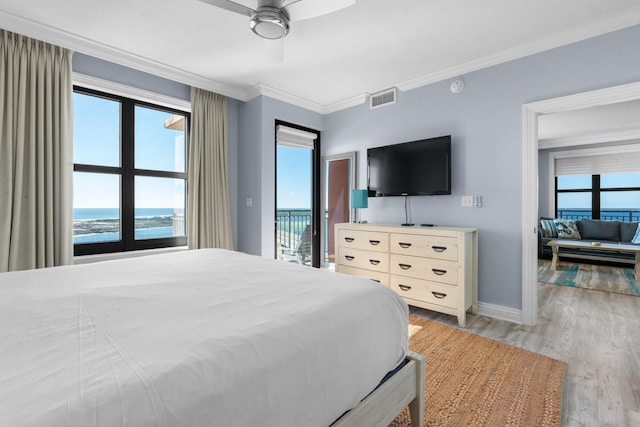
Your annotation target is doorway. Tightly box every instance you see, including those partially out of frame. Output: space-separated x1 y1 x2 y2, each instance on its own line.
275 121 321 267
322 152 357 268
522 81 640 325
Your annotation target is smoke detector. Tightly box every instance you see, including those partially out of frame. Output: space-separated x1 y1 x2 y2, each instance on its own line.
450 79 465 94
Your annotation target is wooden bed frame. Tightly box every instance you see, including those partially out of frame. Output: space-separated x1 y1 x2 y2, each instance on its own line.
332 351 425 427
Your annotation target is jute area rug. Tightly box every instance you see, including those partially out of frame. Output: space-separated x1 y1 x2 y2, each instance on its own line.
390 316 566 427
538 259 639 297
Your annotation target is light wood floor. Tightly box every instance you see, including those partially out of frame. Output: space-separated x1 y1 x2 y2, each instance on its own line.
410 281 640 426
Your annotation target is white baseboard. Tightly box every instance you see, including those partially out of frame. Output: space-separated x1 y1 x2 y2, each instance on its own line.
477 302 523 324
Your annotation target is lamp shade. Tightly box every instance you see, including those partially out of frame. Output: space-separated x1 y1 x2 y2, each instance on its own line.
351 189 368 209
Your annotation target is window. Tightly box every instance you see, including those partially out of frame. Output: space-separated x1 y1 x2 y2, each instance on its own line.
73 87 189 255
556 172 640 222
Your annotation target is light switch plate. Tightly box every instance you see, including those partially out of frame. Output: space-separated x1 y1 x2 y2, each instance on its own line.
461 196 473 207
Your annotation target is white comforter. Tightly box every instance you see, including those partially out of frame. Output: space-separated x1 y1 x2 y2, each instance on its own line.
0 249 408 427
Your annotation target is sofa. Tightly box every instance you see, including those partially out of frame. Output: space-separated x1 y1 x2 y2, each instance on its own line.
538 218 640 264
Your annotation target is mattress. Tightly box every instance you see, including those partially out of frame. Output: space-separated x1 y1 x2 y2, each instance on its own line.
0 249 408 427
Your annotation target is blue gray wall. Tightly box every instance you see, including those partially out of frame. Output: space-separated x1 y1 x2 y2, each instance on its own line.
322 24 640 311
73 53 191 101
73 24 640 314
236 96 324 256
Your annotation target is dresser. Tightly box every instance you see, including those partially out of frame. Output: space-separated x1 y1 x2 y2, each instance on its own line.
335 223 478 327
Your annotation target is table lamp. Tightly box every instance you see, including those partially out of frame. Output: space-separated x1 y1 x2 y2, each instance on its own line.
351 189 368 223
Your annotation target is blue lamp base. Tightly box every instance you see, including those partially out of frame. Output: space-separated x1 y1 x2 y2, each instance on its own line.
351 189 368 223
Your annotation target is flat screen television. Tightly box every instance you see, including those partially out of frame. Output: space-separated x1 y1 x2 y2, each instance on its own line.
367 135 451 196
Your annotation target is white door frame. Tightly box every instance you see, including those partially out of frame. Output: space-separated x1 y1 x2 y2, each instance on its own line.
321 151 357 266
521 81 640 325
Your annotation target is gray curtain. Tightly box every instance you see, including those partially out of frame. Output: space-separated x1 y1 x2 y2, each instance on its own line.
187 88 234 250
0 30 74 272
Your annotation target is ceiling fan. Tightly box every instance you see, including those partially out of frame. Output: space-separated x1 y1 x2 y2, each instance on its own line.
199 0 356 40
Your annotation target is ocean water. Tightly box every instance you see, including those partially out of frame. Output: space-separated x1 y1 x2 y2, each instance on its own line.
74 208 181 220
73 227 176 244
73 208 183 244
558 208 640 221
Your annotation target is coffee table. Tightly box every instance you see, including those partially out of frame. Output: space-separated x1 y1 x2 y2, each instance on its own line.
547 239 640 280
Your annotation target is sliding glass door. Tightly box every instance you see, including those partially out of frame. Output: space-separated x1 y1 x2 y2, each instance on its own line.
275 121 320 267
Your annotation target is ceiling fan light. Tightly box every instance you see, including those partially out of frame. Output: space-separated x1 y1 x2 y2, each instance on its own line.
250 7 290 39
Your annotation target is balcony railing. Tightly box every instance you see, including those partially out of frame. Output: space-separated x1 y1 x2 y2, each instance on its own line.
276 209 311 250
276 209 330 262
557 208 640 222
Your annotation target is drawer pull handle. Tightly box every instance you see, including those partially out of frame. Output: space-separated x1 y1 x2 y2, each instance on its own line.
369 259 380 265
432 268 447 276
344 237 354 242
398 263 412 270
432 291 447 299
344 255 355 261
432 246 447 253
398 284 412 291
369 240 380 245
398 242 412 248
371 279 380 283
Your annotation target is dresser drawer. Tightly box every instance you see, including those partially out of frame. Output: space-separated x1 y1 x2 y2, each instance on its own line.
390 233 458 261
337 265 389 286
390 275 458 309
390 254 458 285
337 229 389 252
337 247 389 272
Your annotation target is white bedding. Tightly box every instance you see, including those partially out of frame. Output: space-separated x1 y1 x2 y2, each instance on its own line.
0 249 408 427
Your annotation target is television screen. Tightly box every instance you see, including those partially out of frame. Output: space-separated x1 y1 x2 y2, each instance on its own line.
367 135 451 196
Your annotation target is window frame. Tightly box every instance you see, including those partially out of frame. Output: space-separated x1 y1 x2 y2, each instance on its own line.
555 174 640 221
73 86 190 256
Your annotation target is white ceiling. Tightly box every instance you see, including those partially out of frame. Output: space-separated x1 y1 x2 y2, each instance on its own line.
539 99 640 147
2 0 640 113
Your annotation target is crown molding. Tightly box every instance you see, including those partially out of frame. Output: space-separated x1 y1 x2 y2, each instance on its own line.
246 84 368 114
247 84 327 113
2 7 639 114
396 7 640 93
0 11 248 102
323 93 369 114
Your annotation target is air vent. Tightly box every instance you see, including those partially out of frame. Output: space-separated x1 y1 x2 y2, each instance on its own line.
370 88 396 109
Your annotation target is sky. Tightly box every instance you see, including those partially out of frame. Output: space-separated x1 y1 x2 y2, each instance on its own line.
276 145 312 209
73 92 185 209
557 173 640 210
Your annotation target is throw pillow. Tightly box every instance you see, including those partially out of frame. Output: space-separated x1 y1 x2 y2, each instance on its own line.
621 221 640 242
579 219 620 241
539 217 558 238
632 223 640 245
553 219 581 240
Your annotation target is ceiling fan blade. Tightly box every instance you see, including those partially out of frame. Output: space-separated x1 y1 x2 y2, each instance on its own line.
198 0 255 17
285 0 356 22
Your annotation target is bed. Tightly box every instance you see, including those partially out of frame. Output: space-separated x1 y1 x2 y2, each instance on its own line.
0 249 424 427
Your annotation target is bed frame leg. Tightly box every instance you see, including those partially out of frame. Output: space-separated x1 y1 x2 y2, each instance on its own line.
407 351 425 427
